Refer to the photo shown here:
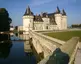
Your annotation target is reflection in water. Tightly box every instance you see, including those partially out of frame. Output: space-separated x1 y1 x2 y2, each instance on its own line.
16 33 32 53
0 41 12 59
0 34 36 64
0 34 12 59
17 33 30 40
0 34 10 41
18 34 42 63
15 33 18 36
10 33 14 36
24 41 32 53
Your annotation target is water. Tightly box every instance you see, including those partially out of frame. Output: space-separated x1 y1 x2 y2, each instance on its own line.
0 34 37 64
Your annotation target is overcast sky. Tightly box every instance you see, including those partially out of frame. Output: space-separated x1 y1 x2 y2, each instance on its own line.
0 0 81 26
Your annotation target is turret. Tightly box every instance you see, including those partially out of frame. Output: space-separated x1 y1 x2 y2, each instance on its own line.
55 6 62 30
61 9 67 29
55 6 60 14
23 6 34 34
41 12 50 30
62 9 66 16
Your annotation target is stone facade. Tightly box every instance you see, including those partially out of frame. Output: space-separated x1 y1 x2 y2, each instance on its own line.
23 6 67 34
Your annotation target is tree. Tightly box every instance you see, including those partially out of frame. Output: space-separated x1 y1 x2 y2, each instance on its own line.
79 24 81 28
0 8 12 31
71 24 81 28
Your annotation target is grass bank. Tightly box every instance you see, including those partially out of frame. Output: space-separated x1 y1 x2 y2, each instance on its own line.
43 30 81 41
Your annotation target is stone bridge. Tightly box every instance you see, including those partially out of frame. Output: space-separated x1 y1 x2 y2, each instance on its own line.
28 30 80 64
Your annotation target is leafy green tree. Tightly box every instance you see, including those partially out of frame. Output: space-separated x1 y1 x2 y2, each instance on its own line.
0 8 12 31
79 24 81 28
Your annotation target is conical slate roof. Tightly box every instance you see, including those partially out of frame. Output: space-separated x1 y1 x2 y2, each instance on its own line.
55 6 60 14
48 13 57 25
62 9 66 16
24 6 33 16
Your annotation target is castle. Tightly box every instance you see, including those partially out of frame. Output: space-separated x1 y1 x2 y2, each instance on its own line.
23 6 67 34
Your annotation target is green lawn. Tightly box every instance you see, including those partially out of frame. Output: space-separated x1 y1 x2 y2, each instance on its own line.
43 30 81 41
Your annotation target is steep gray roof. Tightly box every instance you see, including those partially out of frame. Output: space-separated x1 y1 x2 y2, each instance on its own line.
55 6 60 14
62 9 66 16
23 6 66 24
34 15 43 22
24 6 33 16
48 13 57 25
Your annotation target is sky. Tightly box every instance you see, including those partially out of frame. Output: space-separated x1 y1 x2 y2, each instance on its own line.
0 0 81 26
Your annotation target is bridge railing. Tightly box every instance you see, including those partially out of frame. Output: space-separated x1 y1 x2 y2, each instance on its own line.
29 30 65 58
38 37 80 64
60 37 80 64
29 30 80 64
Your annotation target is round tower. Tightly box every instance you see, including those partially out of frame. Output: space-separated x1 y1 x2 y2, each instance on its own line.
55 6 62 30
62 9 67 30
41 12 50 30
23 6 34 34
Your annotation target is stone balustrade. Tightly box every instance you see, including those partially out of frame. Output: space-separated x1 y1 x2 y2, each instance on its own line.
29 30 80 64
29 30 65 58
38 37 80 64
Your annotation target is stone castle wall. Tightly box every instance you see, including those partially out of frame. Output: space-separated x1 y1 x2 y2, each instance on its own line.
23 13 67 33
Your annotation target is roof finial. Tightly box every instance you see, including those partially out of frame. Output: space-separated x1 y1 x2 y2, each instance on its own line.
62 9 66 16
27 5 31 14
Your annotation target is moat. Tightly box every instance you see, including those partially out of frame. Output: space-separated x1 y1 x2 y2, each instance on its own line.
0 34 37 64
